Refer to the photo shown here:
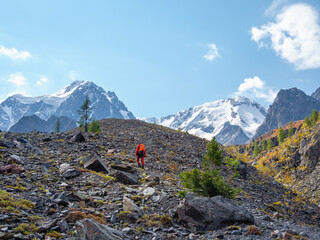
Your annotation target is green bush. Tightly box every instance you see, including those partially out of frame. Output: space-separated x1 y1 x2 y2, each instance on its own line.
89 120 101 133
179 168 239 198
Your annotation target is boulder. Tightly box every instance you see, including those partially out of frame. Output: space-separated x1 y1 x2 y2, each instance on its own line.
60 163 81 179
7 155 24 165
72 132 85 142
76 218 122 240
115 171 138 185
52 192 69 206
83 152 109 173
176 194 254 232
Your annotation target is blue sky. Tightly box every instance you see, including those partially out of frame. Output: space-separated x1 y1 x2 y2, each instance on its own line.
0 0 319 118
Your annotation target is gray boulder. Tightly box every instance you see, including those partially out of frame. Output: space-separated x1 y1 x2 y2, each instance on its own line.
83 151 109 173
115 171 138 185
76 218 122 240
176 194 254 232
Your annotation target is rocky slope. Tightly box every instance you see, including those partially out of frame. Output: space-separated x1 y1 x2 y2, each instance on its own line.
0 119 319 239
141 96 267 145
0 81 135 131
9 115 77 133
253 88 320 139
229 116 320 207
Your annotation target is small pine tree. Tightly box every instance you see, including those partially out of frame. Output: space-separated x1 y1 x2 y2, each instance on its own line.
262 139 267 150
278 126 285 144
55 118 61 133
78 95 93 132
304 116 311 127
253 141 261 158
203 137 223 168
267 139 273 150
310 109 319 124
89 120 101 133
288 123 294 137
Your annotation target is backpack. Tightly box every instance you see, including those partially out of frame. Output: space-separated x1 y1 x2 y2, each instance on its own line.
138 144 145 156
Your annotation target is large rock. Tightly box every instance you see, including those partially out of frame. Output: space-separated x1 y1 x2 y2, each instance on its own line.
114 171 138 185
72 132 85 142
76 218 122 240
176 194 254 232
59 163 81 179
83 151 109 173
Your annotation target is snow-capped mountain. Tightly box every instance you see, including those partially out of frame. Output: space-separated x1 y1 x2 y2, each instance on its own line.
0 80 135 130
140 96 267 145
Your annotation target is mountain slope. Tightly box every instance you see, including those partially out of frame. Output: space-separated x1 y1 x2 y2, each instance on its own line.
0 80 135 130
253 88 320 139
1 118 320 239
9 115 77 133
142 96 266 145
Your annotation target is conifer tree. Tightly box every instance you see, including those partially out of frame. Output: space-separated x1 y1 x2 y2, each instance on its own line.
262 139 267 150
267 139 273 150
278 126 285 144
78 95 93 132
55 118 61 133
203 137 223 167
253 141 261 158
304 116 311 127
310 109 319 124
288 123 294 137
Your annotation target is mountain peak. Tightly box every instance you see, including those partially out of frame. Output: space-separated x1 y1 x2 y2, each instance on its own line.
253 87 320 139
0 81 135 130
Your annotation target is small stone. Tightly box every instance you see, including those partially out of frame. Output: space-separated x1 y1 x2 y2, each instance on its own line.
271 230 279 238
143 187 155 196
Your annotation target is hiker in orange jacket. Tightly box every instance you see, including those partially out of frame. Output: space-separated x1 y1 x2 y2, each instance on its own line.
135 143 146 168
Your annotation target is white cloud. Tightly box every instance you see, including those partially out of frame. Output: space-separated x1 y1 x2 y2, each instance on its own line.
236 76 278 103
7 72 27 87
36 76 49 86
251 3 320 70
265 0 288 16
0 45 31 61
203 44 221 61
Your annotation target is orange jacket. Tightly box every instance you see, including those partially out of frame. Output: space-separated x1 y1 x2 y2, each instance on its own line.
135 144 146 156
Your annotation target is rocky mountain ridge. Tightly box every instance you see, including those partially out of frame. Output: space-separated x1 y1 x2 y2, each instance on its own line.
0 81 135 131
253 88 320 139
0 119 320 239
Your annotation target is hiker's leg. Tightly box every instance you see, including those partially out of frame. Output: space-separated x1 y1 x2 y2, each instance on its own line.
141 157 144 166
136 156 140 165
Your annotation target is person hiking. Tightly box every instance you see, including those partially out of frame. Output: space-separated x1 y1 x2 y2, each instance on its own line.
135 143 146 168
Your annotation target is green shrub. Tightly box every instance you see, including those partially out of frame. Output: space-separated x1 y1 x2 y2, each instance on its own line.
89 120 101 133
178 190 188 199
179 168 239 198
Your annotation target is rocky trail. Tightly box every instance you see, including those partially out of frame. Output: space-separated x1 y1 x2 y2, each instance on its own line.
0 119 320 239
